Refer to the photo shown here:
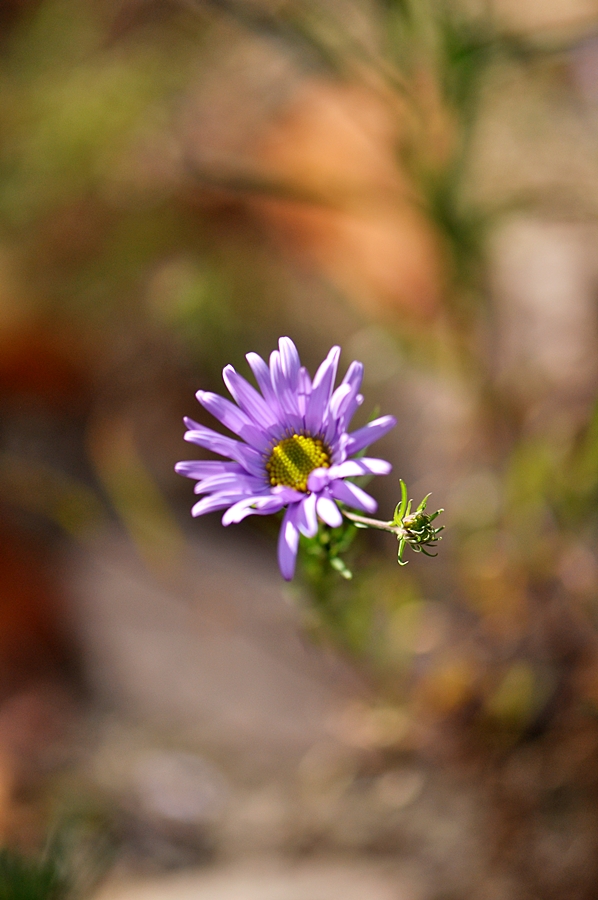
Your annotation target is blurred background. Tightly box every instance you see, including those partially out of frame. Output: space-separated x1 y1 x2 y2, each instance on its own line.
3 0 598 898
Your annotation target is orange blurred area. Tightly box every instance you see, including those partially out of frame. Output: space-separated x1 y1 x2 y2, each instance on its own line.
0 528 74 684
251 79 444 318
0 327 88 409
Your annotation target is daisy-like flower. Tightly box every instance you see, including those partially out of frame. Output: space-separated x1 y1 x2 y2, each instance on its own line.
175 337 397 580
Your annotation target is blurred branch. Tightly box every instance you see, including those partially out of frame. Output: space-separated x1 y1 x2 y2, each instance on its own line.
88 414 186 573
0 454 108 542
183 158 421 210
178 0 345 72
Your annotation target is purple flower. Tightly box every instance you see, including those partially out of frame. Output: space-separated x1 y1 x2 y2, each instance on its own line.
176 337 396 580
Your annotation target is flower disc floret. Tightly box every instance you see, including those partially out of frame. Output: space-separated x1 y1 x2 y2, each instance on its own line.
267 434 330 492
176 336 397 580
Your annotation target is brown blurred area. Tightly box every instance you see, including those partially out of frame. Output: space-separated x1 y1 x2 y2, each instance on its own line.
3 0 598 898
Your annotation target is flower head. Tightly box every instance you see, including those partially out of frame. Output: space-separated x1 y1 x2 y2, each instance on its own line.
175 337 396 580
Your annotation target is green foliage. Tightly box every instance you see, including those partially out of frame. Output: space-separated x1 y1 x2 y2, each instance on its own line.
300 520 359 585
0 847 67 900
0 812 113 900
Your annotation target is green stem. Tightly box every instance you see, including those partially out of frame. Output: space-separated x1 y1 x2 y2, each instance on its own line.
342 509 404 535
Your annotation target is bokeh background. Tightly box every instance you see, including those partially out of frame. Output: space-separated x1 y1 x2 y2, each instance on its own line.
3 1 598 898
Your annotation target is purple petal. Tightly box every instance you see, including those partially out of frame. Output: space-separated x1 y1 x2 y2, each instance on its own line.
271 485 305 505
343 393 364 430
323 420 341 449
222 493 285 525
222 366 279 430
234 445 270 479
328 382 352 422
334 361 364 428
330 432 349 465
246 352 280 409
270 349 302 425
184 422 265 477
323 384 352 447
183 416 204 431
278 505 300 581
345 415 397 455
307 466 332 492
278 337 301 391
175 460 243 479
312 345 341 392
196 390 270 451
342 360 364 392
328 457 392 479
305 346 341 434
191 492 246 517
297 366 311 416
316 493 343 528
299 366 312 393
329 479 377 513
196 390 250 433
193 471 265 494
296 491 318 537
184 421 246 458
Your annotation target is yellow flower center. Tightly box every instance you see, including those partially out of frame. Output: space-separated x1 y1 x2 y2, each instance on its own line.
266 434 331 493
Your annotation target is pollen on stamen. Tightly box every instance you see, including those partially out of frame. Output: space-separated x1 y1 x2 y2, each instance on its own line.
266 433 331 492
